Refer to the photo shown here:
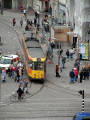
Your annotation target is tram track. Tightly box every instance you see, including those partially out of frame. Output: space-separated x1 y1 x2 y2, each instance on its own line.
0 17 45 107
45 79 80 97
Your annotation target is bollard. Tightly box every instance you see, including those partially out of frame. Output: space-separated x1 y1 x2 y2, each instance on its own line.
0 36 1 45
78 90 85 112
82 90 85 112
1 9 3 15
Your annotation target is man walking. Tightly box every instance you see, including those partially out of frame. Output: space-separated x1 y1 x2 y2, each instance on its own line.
20 18 23 27
69 69 75 83
62 56 66 69
13 18 16 26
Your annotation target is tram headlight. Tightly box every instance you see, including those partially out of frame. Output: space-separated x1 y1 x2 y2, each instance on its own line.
34 74 36 78
41 74 44 78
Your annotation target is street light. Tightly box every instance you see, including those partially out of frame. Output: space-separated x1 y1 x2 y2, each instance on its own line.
58 0 59 23
1 0 3 15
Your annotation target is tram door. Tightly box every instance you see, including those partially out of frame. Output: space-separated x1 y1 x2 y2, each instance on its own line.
4 0 12 9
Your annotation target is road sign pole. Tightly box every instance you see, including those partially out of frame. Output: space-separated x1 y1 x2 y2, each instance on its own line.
78 90 85 112
82 90 85 112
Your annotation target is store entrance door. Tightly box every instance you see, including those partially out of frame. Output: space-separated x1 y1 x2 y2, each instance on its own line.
45 1 49 12
4 0 12 9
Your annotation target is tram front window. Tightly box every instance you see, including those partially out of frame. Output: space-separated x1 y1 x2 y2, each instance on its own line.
34 62 44 70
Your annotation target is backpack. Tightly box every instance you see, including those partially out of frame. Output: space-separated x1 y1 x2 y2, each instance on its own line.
13 19 16 23
70 71 75 78
62 57 66 63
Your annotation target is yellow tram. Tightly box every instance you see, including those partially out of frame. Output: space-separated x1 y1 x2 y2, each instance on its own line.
22 32 46 82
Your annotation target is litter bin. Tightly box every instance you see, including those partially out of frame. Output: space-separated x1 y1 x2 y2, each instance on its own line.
1 9 3 15
0 36 1 43
0 36 2 45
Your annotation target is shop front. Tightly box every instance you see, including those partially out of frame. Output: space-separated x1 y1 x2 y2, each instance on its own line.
3 0 12 9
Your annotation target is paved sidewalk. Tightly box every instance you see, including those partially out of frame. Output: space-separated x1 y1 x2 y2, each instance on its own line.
45 43 90 96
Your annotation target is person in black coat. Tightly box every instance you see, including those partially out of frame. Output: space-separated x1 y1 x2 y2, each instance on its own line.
17 86 24 100
66 49 69 59
69 69 75 83
34 18 37 27
83 68 87 80
85 68 89 80
80 70 83 83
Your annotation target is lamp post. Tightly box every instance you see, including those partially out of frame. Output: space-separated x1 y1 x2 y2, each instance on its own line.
32 0 33 8
0 36 2 45
57 0 59 23
58 42 61 66
26 0 28 9
1 0 3 15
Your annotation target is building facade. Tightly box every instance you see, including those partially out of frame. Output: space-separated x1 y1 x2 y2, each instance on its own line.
1 0 33 9
50 0 66 23
66 0 90 40
58 2 66 24
66 0 90 60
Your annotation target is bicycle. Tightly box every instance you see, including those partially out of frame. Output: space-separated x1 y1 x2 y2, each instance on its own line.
10 91 18 102
10 90 25 102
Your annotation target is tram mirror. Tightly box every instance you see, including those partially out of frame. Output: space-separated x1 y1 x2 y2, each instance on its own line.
29 64 32 67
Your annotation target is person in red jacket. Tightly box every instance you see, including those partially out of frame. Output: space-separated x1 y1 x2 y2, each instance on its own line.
74 68 79 81
56 65 60 77
11 65 16 79
20 5 24 12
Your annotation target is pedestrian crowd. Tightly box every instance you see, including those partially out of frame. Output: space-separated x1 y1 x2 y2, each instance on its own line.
58 47 90 84
69 52 90 83
1 61 24 83
17 78 29 100
69 59 80 83
1 60 30 100
55 47 90 84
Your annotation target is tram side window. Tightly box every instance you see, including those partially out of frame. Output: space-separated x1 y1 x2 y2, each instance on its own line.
34 62 44 70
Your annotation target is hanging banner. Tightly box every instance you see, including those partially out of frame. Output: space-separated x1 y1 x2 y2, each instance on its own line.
80 43 85 59
79 42 89 60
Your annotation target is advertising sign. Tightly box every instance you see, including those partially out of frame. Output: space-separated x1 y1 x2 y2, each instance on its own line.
80 43 85 59
79 42 89 60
